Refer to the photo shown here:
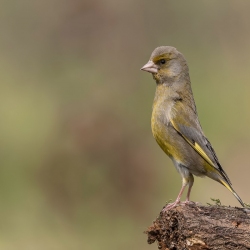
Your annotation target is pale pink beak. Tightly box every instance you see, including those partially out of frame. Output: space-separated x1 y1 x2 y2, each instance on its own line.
140 60 158 73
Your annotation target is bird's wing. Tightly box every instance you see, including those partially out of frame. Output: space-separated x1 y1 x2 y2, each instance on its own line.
170 102 231 184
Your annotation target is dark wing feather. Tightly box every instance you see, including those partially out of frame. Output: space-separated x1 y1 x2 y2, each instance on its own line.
170 101 231 183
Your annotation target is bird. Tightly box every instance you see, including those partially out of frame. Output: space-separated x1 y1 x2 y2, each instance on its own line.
140 46 244 210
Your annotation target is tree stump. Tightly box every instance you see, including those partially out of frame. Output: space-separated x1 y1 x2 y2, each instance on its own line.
145 203 250 250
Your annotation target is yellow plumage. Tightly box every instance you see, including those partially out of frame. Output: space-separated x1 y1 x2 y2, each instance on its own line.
141 46 244 210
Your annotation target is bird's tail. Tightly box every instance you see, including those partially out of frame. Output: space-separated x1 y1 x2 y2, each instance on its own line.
220 179 244 207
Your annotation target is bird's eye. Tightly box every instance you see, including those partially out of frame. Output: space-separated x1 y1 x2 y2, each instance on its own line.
160 59 166 64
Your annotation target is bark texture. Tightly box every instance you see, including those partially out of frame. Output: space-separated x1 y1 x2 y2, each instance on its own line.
145 203 250 250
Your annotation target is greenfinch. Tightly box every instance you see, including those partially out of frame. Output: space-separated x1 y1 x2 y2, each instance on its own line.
141 46 244 210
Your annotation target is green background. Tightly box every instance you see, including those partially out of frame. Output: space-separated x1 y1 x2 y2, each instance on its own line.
0 0 249 249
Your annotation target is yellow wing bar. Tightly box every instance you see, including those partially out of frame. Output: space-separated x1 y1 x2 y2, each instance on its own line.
170 120 215 168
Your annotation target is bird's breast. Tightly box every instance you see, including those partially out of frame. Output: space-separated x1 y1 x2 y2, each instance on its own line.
151 99 175 157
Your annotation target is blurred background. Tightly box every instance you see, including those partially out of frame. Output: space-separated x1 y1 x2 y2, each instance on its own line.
0 0 250 249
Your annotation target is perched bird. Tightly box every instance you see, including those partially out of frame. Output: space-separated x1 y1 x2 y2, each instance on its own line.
141 46 244 210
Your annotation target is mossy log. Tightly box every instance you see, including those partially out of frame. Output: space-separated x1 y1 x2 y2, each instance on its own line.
145 203 250 250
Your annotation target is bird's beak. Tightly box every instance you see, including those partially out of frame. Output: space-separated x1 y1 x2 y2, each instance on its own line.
140 60 158 73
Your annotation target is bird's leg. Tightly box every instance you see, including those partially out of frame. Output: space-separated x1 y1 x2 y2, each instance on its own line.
162 183 187 211
183 174 194 204
162 174 194 212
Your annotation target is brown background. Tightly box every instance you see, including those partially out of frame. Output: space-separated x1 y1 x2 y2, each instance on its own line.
0 0 250 249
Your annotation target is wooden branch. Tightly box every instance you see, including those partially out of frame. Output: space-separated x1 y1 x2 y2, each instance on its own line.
145 203 250 250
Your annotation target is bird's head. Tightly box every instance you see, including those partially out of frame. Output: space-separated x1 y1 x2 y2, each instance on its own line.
141 46 189 84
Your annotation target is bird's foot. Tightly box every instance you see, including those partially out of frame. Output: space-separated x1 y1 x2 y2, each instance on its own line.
162 200 199 212
162 200 180 212
181 200 195 205
182 200 195 205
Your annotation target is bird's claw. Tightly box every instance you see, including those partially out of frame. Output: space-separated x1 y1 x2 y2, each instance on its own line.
162 200 181 212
